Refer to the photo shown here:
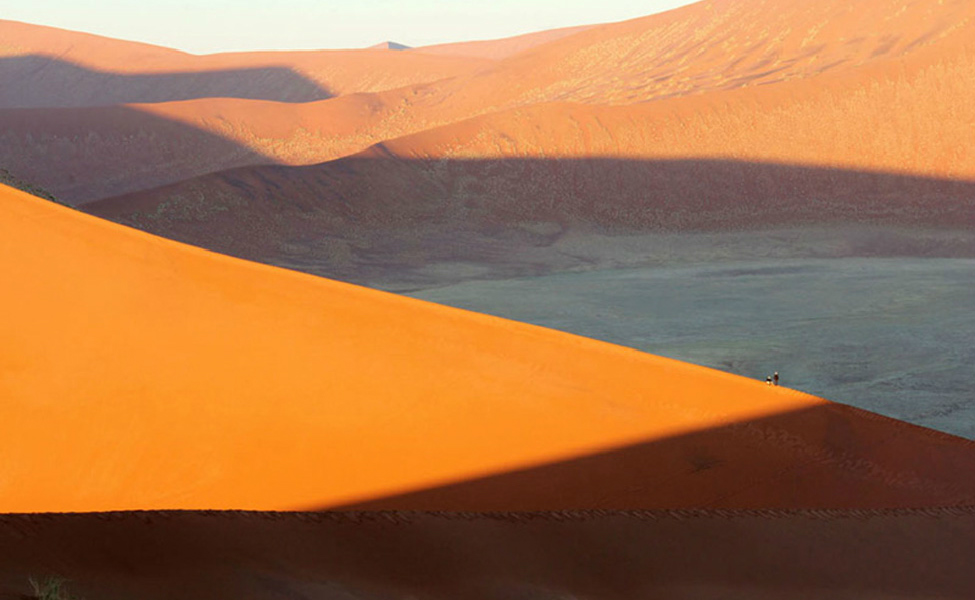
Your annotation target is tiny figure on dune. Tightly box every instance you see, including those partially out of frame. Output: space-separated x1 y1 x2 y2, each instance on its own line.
773 372 779 386
765 376 773 385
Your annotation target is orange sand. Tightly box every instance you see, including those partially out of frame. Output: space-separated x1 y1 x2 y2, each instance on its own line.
410 24 595 60
0 19 490 106
10 0 975 208
3 182 975 512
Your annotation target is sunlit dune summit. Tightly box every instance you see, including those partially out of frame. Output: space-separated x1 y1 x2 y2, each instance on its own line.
3 182 975 513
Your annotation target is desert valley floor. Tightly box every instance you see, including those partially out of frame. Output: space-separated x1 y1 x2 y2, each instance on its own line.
412 255 975 439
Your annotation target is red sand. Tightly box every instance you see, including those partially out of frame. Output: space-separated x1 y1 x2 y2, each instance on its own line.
4 182 975 513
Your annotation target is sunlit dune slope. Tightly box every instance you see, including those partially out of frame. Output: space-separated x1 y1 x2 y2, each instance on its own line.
432 0 975 109
4 183 975 512
0 20 489 108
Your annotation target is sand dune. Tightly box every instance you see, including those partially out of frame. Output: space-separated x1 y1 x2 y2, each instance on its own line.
78 0 975 284
13 0 975 207
2 508 974 599
4 182 975 513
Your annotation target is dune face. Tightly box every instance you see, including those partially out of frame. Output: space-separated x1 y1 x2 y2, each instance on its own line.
4 182 975 513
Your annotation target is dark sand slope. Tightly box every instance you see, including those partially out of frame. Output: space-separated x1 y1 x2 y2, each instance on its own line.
4 182 975 513
1 508 974 600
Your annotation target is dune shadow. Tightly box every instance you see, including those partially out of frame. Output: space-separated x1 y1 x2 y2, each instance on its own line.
0 54 332 109
0 104 280 204
84 156 975 287
0 404 973 599
1 505 974 600
325 403 975 512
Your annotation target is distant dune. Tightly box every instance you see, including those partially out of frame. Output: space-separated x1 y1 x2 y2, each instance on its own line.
73 0 975 283
0 19 489 108
411 24 594 60
370 41 412 51
5 182 975 512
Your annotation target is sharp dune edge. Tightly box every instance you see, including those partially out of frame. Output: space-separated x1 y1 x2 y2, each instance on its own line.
4 181 975 514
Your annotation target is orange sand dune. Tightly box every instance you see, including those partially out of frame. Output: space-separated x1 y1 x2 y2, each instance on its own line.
2 509 974 599
378 0 975 125
4 182 975 513
14 0 975 208
411 24 594 60
82 0 975 241
0 20 490 108
87 36 975 285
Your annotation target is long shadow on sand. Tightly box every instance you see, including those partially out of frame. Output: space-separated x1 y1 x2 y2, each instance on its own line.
327 403 975 512
2 507 974 600
0 54 332 109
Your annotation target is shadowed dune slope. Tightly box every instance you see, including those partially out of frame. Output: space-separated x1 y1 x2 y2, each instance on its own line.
2 509 974 600
0 20 489 108
0 105 277 203
0 85 464 205
86 156 975 289
4 183 975 513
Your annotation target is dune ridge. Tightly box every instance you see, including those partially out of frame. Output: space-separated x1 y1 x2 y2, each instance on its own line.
4 181 975 514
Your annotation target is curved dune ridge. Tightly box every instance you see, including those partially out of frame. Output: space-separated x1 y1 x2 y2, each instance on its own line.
3 182 975 513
